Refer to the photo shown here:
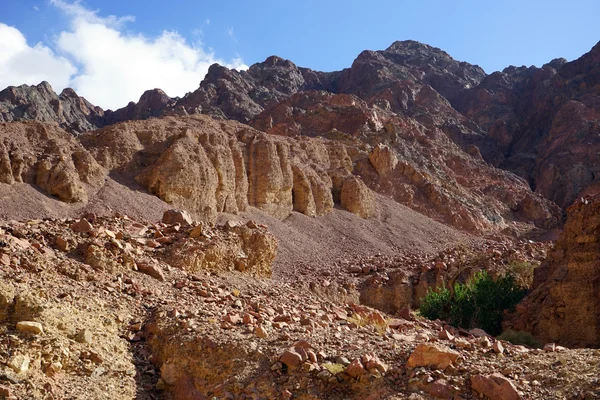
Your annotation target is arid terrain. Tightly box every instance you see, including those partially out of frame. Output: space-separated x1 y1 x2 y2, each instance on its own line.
1 40 600 399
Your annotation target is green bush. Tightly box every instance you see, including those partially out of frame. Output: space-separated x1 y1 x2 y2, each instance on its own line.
418 271 527 336
507 261 537 288
497 329 542 348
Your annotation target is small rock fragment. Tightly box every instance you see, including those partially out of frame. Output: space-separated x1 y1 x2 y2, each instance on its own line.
55 236 69 251
280 349 303 369
255 325 269 338
71 219 93 233
471 373 522 400
76 329 93 344
543 343 556 352
345 359 366 379
406 343 460 370
8 355 30 374
136 260 165 281
162 209 193 226
493 341 505 354
16 321 44 335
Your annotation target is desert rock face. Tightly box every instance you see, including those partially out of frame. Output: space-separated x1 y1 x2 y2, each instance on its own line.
337 40 486 105
0 82 105 134
506 194 600 347
251 88 561 232
341 176 376 219
81 115 373 222
458 41 600 208
175 56 338 122
2 41 600 215
4 40 600 221
103 89 175 125
0 121 106 202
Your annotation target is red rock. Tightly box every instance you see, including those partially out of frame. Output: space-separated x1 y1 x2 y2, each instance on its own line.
398 305 413 321
136 260 165 281
438 329 454 341
0 253 9 266
493 341 505 354
254 326 268 338
406 343 460 370
507 195 600 347
471 373 522 400
0 384 12 397
280 349 302 369
274 314 291 322
223 314 241 325
146 239 161 248
345 358 366 379
543 343 556 352
242 313 255 325
361 353 387 373
161 209 193 226
416 379 456 400
71 219 93 233
292 340 312 351
55 236 69 251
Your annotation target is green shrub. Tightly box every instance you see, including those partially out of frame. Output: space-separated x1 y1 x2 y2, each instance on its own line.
507 261 537 288
418 271 527 336
497 329 542 349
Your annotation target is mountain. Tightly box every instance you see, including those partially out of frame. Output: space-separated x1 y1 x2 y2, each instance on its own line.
3 40 598 215
2 39 600 400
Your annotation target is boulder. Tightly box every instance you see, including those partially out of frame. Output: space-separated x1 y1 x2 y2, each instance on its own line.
406 343 460 370
162 209 193 226
471 373 522 400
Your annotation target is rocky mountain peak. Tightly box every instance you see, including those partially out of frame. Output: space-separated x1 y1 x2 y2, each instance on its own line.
0 81 104 134
261 55 296 68
543 57 568 70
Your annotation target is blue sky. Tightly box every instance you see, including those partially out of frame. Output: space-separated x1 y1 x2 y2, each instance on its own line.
1 0 598 109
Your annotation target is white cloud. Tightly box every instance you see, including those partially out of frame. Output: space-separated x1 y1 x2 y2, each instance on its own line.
50 0 135 30
0 23 77 90
0 1 247 110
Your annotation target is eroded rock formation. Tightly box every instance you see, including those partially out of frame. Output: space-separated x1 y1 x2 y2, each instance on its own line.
506 194 600 347
0 121 106 202
0 82 105 134
251 89 561 232
81 115 371 222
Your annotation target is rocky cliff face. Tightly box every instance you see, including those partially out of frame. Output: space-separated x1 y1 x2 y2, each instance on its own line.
457 41 600 209
0 100 560 233
174 56 339 122
0 121 106 202
251 90 561 232
80 114 373 223
337 40 486 106
0 82 105 134
4 39 600 229
506 194 600 347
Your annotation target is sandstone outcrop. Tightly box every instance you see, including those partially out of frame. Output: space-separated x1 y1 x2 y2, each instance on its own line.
506 194 600 347
251 86 561 232
340 176 376 219
1 40 599 217
81 115 372 222
0 121 105 202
